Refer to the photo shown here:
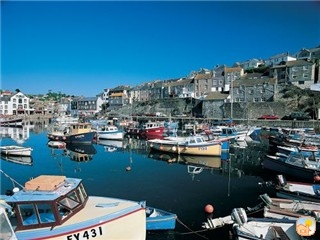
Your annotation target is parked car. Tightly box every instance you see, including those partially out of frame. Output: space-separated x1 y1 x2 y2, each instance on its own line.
281 112 311 121
258 114 280 120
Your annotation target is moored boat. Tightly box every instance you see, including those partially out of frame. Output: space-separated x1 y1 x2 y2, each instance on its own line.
146 206 177 230
96 125 124 140
148 135 222 156
47 141 66 149
202 208 303 240
275 175 320 203
263 152 320 182
0 145 33 157
0 174 147 239
47 122 96 144
139 121 165 139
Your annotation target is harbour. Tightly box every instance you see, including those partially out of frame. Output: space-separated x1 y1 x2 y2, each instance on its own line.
0 123 282 240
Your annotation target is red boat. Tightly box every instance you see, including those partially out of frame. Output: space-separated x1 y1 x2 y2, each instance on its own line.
139 122 165 139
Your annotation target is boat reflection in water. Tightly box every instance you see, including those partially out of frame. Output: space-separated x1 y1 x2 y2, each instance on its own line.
0 154 33 166
65 143 97 162
97 139 124 152
148 150 223 180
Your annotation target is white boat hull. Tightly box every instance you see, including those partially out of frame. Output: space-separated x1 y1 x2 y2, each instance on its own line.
0 146 33 157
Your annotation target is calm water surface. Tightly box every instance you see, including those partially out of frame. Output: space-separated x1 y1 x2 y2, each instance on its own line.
0 127 275 240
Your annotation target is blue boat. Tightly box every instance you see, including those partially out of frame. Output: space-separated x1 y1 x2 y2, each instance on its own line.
47 122 96 144
146 206 177 230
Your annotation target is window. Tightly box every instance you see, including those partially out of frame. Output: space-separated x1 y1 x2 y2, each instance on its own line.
36 203 55 223
303 74 309 78
18 204 38 225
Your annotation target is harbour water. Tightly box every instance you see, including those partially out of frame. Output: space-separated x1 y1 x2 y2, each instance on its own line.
0 126 276 240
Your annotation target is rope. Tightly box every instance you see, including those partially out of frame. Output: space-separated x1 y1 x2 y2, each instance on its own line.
176 217 209 240
0 169 24 189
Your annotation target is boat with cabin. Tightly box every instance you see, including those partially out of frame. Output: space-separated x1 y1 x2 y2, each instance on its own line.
47 122 96 144
96 125 124 140
263 151 320 182
0 174 147 239
139 121 165 139
148 135 222 156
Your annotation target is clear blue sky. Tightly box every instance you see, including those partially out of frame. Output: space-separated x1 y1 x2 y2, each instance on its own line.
2 1 320 96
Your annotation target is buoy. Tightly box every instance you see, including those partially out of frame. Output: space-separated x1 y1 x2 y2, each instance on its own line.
126 166 131 171
314 175 320 182
205 204 214 214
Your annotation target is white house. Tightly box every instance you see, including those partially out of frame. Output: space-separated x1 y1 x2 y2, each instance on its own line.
0 91 31 115
264 52 296 66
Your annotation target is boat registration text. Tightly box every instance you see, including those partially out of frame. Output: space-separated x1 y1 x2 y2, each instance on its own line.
66 226 103 240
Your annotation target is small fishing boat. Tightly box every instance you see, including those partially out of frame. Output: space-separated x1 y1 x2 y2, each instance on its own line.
148 135 222 156
0 174 147 239
47 122 96 144
259 193 320 223
263 152 320 182
139 121 165 139
96 125 124 140
0 145 33 157
47 141 66 149
275 175 320 203
202 208 303 240
146 206 177 230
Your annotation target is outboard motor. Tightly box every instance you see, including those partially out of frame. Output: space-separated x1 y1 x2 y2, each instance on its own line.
231 208 247 226
259 193 273 205
277 175 287 186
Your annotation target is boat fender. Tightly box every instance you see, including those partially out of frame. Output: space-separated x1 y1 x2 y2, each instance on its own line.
160 146 163 150
149 143 154 148
231 208 247 225
172 146 177 151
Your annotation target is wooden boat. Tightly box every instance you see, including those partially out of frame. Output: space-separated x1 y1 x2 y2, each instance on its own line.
275 175 320 203
0 145 33 157
1 154 33 166
263 152 320 182
47 141 66 149
0 174 147 239
96 125 124 140
148 135 222 156
202 208 303 240
146 206 177 230
47 122 96 144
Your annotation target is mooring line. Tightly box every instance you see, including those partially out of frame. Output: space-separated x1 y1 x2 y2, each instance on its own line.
176 217 209 240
